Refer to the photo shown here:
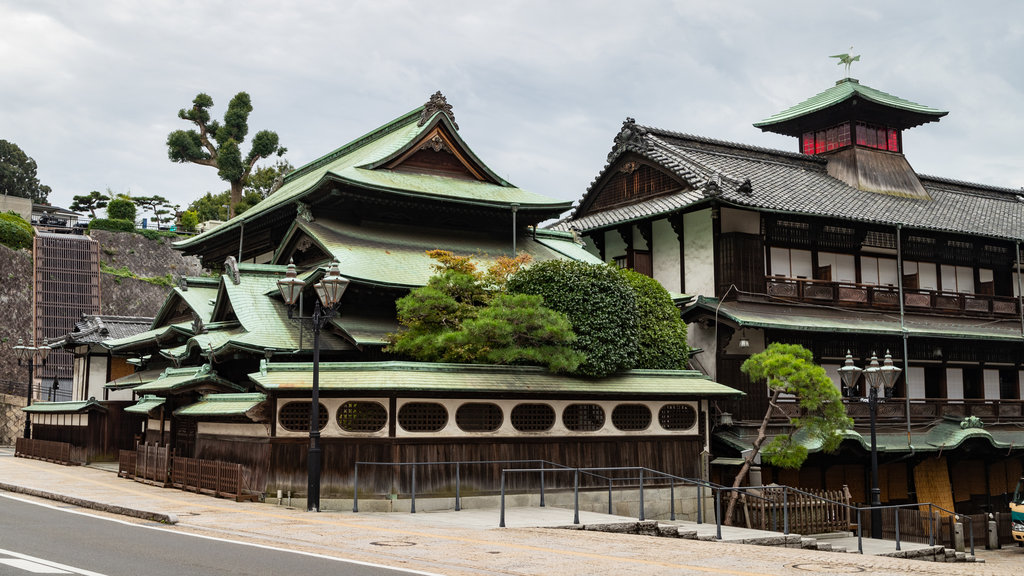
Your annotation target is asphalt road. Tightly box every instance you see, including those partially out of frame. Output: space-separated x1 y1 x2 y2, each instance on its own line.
0 494 438 576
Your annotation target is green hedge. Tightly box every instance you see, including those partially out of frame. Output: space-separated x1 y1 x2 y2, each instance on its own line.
0 211 34 250
88 218 136 233
106 198 136 221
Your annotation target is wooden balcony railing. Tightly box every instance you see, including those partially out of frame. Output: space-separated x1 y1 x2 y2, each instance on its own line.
773 398 1024 424
764 277 1020 318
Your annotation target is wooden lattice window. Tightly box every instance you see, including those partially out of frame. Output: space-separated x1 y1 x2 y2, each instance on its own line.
611 404 652 431
765 219 811 247
397 402 448 433
591 164 681 212
863 230 895 250
337 401 388 432
658 404 697 430
562 404 606 432
279 401 327 432
510 403 555 432
455 403 503 432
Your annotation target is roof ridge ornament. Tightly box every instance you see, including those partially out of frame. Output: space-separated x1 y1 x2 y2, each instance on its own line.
224 256 241 285
607 117 648 163
418 91 459 130
829 47 860 77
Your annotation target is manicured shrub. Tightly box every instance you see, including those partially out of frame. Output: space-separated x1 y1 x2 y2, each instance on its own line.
88 218 136 233
106 198 136 221
507 260 639 377
617 267 689 369
0 211 34 250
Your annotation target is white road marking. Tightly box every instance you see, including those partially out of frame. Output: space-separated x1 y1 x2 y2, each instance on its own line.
0 558 72 573
0 549 106 576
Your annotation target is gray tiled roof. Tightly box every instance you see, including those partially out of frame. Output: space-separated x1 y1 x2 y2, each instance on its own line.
55 315 155 347
558 124 1024 241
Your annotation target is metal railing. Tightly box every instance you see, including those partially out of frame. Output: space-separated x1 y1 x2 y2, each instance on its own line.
352 459 574 513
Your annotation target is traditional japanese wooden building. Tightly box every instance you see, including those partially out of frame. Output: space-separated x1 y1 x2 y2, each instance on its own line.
555 76 1024 514
39 93 740 499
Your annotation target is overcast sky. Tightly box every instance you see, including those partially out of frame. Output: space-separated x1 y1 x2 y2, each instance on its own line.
2 1 1022 216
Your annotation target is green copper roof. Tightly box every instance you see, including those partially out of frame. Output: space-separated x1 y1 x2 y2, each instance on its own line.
102 322 191 353
754 78 947 129
717 418 1024 456
693 297 1024 342
151 283 219 327
173 393 267 417
22 398 106 414
132 364 244 394
124 395 166 414
104 367 165 390
175 104 569 252
249 360 742 398
277 217 602 289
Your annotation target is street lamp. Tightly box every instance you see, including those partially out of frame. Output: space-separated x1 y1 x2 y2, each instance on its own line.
277 259 349 512
838 350 901 539
13 338 50 439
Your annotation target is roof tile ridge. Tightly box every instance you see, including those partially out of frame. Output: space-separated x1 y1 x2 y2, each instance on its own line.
283 107 424 183
644 133 746 190
918 174 1024 196
643 124 825 164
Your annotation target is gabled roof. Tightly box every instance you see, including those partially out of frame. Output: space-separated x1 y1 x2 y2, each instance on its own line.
101 322 192 354
104 367 165 390
687 297 1024 342
274 217 602 289
754 78 948 135
175 94 570 254
132 364 244 395
22 398 106 414
50 315 154 349
124 395 166 415
151 279 219 328
558 120 1024 242
173 393 268 418
249 360 743 398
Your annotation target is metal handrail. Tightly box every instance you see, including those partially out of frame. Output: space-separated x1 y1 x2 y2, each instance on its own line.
352 459 573 513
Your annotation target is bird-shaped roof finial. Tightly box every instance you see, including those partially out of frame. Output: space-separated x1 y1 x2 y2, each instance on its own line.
829 47 860 77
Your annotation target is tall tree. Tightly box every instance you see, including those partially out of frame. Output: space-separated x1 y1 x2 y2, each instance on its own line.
69 190 108 218
167 92 286 218
246 159 294 199
0 139 51 203
724 343 852 524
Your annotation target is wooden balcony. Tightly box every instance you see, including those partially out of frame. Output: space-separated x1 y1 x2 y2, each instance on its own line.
774 398 1024 424
763 276 1020 318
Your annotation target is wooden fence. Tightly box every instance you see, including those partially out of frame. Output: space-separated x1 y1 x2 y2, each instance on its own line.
742 486 851 534
171 456 258 501
118 443 171 486
15 438 86 466
118 445 255 501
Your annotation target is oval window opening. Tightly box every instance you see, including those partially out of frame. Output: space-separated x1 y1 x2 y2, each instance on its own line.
397 402 448 433
338 401 388 432
611 404 652 431
456 403 503 432
563 404 605 432
279 401 327 432
510 403 555 432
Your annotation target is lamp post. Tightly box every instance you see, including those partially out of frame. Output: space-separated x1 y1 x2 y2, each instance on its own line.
277 259 349 512
838 350 901 539
13 338 50 439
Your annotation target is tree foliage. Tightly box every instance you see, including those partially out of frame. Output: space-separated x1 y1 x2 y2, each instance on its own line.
179 210 199 232
0 211 34 250
132 195 174 227
246 159 294 200
506 260 639 377
617 268 689 369
724 342 852 524
167 92 286 218
0 140 50 203
387 251 581 372
186 189 262 222
70 191 108 218
106 198 136 222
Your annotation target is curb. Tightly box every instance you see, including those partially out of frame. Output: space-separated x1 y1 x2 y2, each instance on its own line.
0 481 178 525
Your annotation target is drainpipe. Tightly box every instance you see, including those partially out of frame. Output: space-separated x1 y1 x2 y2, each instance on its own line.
896 224 911 444
238 221 245 262
511 203 519 255
1017 241 1023 339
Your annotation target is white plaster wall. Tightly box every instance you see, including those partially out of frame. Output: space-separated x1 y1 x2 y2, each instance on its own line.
651 218 681 293
906 366 926 400
687 321 717 378
275 397 700 439
983 369 1000 400
604 229 627 262
818 252 856 282
683 209 714 296
822 363 842 396
946 368 964 402
720 207 759 234
72 354 87 402
632 224 649 251
107 388 134 401
87 356 107 400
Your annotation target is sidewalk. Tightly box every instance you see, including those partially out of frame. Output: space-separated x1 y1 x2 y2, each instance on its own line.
1 448 1011 576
